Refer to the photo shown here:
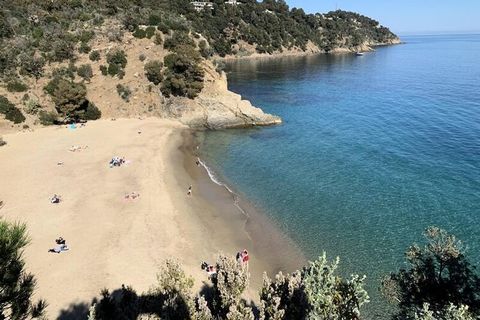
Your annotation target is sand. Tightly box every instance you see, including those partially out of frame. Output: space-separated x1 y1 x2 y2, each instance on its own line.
0 118 305 319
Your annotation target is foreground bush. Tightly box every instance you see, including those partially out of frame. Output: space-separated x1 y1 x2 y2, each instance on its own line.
0 219 46 319
382 227 480 319
260 253 369 320
106 49 127 77
144 60 164 85
0 95 26 124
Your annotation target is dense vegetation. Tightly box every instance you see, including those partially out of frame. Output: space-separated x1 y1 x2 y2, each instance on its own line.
0 0 397 125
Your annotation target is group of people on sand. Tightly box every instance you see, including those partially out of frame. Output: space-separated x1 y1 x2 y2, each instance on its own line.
109 156 126 168
69 145 88 152
48 237 69 253
236 249 250 266
201 249 250 278
124 192 140 200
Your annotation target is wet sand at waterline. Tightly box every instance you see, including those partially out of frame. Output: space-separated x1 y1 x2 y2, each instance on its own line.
0 118 305 318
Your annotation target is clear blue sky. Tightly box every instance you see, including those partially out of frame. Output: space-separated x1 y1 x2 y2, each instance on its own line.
286 0 480 35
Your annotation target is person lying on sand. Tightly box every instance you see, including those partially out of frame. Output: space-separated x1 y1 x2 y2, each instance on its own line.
50 194 61 204
48 244 69 253
56 237 66 245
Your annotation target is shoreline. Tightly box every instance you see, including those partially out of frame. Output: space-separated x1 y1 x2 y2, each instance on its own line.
0 118 305 318
179 130 307 291
214 41 402 62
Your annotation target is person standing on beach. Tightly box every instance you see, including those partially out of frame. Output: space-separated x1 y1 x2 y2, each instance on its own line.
187 185 192 196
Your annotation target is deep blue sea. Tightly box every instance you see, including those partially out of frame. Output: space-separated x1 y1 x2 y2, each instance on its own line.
201 34 480 317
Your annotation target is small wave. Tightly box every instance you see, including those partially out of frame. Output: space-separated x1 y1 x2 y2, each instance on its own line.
197 158 249 217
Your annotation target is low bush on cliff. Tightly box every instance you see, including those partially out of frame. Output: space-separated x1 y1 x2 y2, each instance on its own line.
0 95 25 124
106 49 127 78
144 60 164 85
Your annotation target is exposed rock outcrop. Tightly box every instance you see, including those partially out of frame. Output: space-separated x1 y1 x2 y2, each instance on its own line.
162 61 281 129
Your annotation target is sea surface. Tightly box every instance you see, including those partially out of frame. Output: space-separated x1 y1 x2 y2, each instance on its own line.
200 34 480 317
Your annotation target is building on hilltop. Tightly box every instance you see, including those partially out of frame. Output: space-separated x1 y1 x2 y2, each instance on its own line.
225 0 239 4
191 1 213 11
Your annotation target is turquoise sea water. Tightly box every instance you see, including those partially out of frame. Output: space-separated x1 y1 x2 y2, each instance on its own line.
201 34 480 317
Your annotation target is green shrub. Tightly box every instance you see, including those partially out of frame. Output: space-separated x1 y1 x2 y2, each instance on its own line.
145 26 156 39
161 52 204 99
106 49 127 68
52 66 75 80
139 53 146 62
77 64 93 81
78 30 95 43
24 98 42 115
89 50 101 61
164 31 195 51
144 60 164 85
99 65 108 76
38 111 58 125
116 84 132 102
83 102 101 120
18 54 45 79
0 96 26 124
79 42 91 54
148 14 162 26
7 80 28 92
107 63 120 76
154 33 163 45
106 49 127 77
44 77 62 96
132 28 147 39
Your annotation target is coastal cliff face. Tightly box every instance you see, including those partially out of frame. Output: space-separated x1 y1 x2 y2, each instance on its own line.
162 62 281 129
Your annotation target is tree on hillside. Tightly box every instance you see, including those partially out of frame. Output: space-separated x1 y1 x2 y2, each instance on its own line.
0 219 46 319
382 227 480 319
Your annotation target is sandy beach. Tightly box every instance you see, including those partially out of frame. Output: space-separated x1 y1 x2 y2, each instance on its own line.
0 118 304 319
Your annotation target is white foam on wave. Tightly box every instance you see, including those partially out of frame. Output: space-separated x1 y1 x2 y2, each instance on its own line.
197 158 248 217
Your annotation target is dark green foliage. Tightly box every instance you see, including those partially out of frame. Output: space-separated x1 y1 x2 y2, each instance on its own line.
18 54 45 79
89 50 101 61
0 219 46 319
382 227 480 319
144 60 164 85
132 28 147 39
161 52 204 99
77 64 93 82
38 111 58 126
79 42 92 54
199 40 212 58
0 96 26 124
7 80 28 92
99 65 108 76
106 49 127 68
45 78 99 121
84 102 101 120
107 63 121 76
164 31 195 51
116 84 132 102
145 26 156 39
154 33 163 45
106 49 127 77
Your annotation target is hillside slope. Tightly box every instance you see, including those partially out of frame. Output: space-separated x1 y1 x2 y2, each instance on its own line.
0 0 397 133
